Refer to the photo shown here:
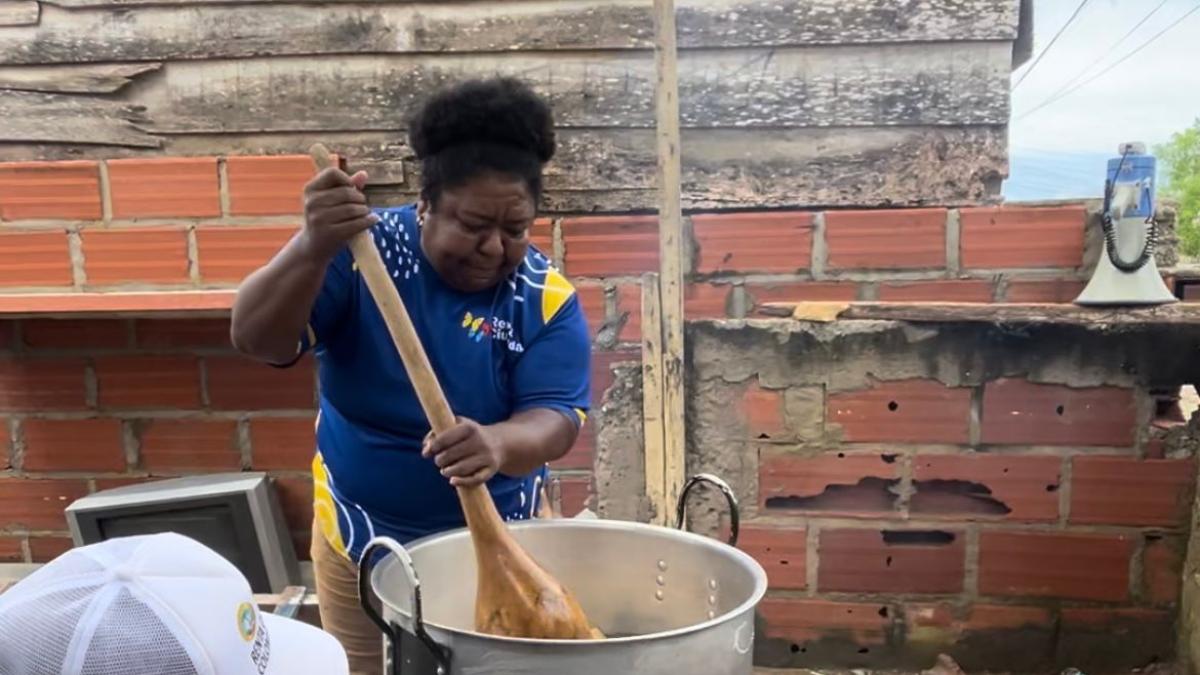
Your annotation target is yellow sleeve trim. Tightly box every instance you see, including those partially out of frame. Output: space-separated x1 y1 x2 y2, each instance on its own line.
541 268 576 324
574 408 587 425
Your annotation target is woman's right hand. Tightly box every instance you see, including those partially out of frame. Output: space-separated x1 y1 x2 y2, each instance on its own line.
299 167 380 261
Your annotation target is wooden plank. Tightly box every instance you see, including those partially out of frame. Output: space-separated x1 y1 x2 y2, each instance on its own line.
49 46 1006 133
653 0 686 526
0 0 38 26
0 62 160 94
756 301 1200 327
0 126 1006 210
19 0 1019 58
0 90 160 147
641 272 667 525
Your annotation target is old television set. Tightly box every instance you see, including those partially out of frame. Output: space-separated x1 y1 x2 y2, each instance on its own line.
65 472 300 593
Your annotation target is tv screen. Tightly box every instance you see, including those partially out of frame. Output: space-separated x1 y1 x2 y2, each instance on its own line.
66 473 299 593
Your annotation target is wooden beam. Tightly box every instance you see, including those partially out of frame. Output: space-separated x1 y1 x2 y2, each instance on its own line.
641 272 667 525
0 62 160 94
757 301 1200 327
17 0 1019 56
0 0 38 26
653 0 686 525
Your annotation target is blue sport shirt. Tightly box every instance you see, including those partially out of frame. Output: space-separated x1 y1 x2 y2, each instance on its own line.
298 205 591 562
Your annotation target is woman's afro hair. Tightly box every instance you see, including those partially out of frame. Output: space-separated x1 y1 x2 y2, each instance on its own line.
408 77 555 164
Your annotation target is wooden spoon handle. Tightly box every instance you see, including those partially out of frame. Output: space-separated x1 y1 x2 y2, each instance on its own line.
308 145 501 525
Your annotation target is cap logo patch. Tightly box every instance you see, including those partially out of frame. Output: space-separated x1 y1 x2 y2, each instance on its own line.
237 602 257 642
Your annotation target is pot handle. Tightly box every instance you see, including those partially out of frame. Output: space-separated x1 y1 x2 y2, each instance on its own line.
675 473 741 547
357 536 451 673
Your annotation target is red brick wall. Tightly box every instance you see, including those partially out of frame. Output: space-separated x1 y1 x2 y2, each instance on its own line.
1 156 1190 670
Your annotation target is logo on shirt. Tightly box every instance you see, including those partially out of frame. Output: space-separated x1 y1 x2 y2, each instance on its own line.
461 312 524 353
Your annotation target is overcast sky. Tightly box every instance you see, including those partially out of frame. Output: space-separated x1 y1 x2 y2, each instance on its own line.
1005 0 1200 199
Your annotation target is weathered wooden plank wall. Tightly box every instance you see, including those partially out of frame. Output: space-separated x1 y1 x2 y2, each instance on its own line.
0 0 1024 212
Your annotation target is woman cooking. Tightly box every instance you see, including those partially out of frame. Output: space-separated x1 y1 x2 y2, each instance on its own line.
230 77 591 672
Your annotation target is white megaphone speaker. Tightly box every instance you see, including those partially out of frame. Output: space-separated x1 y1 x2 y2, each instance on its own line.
1074 142 1177 306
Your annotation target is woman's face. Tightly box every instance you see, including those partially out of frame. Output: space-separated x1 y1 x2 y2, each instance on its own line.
418 172 535 293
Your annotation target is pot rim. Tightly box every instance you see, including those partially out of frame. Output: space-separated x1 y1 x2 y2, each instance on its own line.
370 518 769 646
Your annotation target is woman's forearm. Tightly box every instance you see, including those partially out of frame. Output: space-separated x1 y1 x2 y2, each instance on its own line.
230 233 331 365
491 408 580 476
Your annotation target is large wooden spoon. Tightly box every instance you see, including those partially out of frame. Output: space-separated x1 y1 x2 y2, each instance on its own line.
309 145 599 639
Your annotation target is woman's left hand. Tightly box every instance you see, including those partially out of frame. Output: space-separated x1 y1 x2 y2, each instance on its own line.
421 418 508 487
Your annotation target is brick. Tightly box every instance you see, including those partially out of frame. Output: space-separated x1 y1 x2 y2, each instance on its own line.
575 284 606 338
692 211 814 274
107 158 220 219
250 417 316 471
978 531 1133 601
0 231 73 287
828 379 971 444
818 528 965 594
94 355 201 409
760 453 900 516
745 282 858 311
561 215 658 277
739 525 807 590
1056 608 1173 670
0 537 23 563
685 283 729 318
877 280 994 303
226 155 317 216
81 227 190 285
616 283 642 341
0 478 89 530
272 476 313 532
910 455 1061 522
21 319 129 350
1004 279 1087 303
134 318 232 349
1143 536 1184 605
740 385 786 440
0 161 101 221
28 536 73 562
825 208 946 270
961 206 1086 269
21 418 126 472
139 419 240 473
759 598 889 645
94 476 161 492
980 379 1136 447
195 225 298 283
0 357 88 411
1069 456 1194 527
206 356 315 410
530 218 553 259
1 419 10 470
965 604 1053 630
556 476 591 516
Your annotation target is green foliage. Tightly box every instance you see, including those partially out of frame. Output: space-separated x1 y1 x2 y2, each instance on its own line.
1156 118 1200 258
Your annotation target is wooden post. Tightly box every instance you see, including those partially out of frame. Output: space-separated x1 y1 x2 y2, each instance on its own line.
641 272 667 524
648 0 686 525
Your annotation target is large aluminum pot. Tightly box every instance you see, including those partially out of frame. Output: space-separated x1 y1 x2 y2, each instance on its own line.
359 474 767 675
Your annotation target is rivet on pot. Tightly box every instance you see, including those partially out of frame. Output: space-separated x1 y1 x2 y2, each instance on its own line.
655 590 665 601
657 560 668 572
708 579 718 590
708 595 717 605
656 575 666 586
707 610 716 620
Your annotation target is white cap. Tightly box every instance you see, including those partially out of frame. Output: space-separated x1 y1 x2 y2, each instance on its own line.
0 533 348 675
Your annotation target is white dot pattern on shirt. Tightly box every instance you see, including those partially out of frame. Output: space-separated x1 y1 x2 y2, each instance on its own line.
373 210 419 281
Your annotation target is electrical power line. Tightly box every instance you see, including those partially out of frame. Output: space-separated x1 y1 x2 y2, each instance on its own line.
1017 2 1200 121
1012 0 1096 92
1034 0 1171 103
